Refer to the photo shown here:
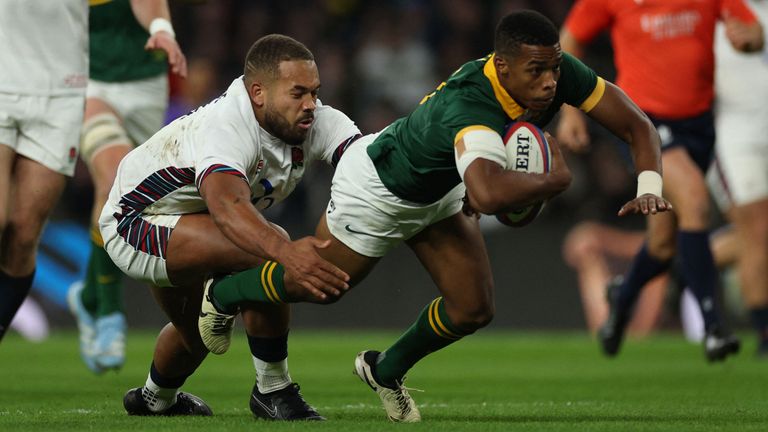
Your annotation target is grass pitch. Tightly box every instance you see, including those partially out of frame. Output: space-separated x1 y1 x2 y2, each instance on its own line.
1 330 766 431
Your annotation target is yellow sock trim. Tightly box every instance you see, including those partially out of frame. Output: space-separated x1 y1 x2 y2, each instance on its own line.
428 298 460 340
260 262 277 303
90 225 104 247
265 261 283 303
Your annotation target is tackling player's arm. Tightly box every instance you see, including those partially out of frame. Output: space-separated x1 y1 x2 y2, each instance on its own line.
586 82 672 216
456 126 572 215
130 0 187 77
200 172 349 300
555 11 599 152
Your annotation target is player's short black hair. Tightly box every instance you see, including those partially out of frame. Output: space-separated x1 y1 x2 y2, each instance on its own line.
244 34 314 84
494 10 559 58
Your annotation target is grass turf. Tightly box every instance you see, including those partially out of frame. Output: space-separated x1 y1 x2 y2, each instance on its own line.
1 330 766 431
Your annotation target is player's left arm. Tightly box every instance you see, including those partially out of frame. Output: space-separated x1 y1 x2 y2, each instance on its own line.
586 81 672 216
130 0 188 77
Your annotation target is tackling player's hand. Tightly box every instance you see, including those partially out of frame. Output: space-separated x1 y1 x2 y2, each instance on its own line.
145 32 188 78
617 193 673 216
278 237 350 303
461 193 481 219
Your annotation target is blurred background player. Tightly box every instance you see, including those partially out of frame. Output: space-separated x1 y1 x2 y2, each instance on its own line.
558 0 764 361
713 0 768 357
68 0 187 373
562 221 740 340
0 0 88 343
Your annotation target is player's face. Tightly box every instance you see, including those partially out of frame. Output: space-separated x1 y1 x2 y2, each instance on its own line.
496 44 562 112
264 60 320 145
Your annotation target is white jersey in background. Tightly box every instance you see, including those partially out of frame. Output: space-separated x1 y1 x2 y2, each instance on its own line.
100 77 360 284
713 0 768 207
0 0 88 95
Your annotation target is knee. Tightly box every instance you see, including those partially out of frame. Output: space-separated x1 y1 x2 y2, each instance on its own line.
646 233 676 262
562 222 602 267
446 296 495 333
3 215 44 258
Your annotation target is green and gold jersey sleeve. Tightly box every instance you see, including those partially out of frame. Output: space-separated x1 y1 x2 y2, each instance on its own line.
527 53 605 128
559 53 605 112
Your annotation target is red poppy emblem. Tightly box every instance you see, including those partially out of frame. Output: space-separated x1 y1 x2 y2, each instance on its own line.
291 147 304 166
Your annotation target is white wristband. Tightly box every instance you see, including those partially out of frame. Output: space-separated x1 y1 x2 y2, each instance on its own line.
149 17 175 39
636 170 663 197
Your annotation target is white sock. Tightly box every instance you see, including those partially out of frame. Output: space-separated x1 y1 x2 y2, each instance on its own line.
142 374 179 413
681 288 705 343
253 357 291 394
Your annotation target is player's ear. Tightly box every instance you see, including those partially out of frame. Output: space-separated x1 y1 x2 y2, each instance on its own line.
494 55 509 75
249 80 266 107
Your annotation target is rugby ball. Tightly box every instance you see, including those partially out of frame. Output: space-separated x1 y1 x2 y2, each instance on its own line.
495 121 551 227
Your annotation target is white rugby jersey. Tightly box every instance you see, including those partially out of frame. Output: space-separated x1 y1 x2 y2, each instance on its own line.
0 0 88 95
715 0 768 112
109 77 361 226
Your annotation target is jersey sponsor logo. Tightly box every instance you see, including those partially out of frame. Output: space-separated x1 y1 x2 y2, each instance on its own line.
641 11 701 40
344 224 380 238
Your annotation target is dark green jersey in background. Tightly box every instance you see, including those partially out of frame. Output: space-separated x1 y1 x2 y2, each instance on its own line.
89 0 167 82
368 52 604 204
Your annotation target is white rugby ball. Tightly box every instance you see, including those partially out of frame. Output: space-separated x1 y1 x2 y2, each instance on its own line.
496 121 552 227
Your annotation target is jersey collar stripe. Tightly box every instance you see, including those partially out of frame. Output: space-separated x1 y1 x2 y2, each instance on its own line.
483 54 526 120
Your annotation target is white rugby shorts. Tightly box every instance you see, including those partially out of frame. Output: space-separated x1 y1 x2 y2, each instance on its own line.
86 74 168 147
714 105 768 207
325 132 465 257
0 92 84 176
100 194 180 287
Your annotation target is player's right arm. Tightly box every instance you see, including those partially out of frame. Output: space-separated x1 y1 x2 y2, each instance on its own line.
200 172 349 301
130 0 187 77
456 127 572 215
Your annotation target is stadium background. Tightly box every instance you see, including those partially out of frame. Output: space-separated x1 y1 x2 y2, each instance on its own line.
35 0 706 332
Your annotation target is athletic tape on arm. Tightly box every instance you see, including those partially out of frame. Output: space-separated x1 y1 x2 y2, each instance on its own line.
149 17 175 38
636 170 663 197
454 127 507 180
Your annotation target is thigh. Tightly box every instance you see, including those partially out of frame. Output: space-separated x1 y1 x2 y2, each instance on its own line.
406 212 494 313
10 155 67 229
165 213 271 286
314 213 380 288
0 145 13 227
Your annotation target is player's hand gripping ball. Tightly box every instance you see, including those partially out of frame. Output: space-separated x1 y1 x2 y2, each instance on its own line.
496 121 552 227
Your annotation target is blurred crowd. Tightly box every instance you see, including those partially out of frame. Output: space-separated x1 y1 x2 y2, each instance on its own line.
60 0 635 234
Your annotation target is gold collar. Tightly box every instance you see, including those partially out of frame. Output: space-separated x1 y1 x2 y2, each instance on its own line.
483 54 525 119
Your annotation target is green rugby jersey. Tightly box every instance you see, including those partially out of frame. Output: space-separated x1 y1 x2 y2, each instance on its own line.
367 52 605 204
89 0 167 82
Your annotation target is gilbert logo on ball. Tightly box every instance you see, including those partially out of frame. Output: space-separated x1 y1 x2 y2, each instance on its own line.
496 121 551 227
